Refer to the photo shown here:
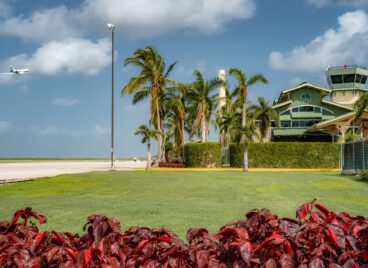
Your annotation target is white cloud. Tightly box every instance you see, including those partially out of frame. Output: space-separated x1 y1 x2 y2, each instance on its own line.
30 126 83 137
28 124 110 137
0 0 255 41
269 10 368 72
80 0 256 38
0 120 10 133
306 0 330 8
307 0 368 7
91 124 109 136
0 6 82 42
52 97 79 106
289 77 304 86
0 2 10 18
2 38 111 76
19 85 30 94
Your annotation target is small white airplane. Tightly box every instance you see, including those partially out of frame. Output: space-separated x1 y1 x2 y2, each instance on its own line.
0 66 30 75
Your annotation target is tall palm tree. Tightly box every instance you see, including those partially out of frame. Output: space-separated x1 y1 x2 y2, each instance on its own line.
250 97 279 142
228 68 268 171
187 70 222 142
134 124 160 171
164 88 186 161
122 46 177 162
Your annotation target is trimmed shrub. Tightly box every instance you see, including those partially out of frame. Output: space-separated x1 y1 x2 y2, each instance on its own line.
230 142 339 168
184 142 221 167
359 169 368 181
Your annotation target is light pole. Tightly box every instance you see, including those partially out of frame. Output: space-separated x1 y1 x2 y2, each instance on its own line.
107 23 115 170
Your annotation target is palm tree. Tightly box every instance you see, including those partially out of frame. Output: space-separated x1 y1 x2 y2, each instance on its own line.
187 70 222 142
122 46 177 162
231 118 258 172
134 124 160 171
164 88 186 161
250 97 279 142
228 68 268 171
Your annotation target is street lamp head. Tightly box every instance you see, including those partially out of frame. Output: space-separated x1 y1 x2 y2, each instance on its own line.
107 23 115 30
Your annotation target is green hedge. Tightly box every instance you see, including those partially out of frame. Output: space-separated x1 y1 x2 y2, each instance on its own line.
184 142 221 167
229 142 339 168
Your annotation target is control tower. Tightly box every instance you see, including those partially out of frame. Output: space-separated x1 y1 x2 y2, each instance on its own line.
326 65 368 107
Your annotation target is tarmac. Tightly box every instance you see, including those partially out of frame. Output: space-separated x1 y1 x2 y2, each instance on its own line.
0 161 147 183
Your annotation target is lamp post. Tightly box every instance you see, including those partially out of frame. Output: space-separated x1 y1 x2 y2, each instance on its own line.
107 23 115 170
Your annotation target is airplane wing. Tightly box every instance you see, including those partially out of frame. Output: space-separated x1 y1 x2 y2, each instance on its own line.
0 73 13 75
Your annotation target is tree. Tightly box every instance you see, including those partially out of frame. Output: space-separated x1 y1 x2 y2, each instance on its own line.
228 68 268 171
250 96 279 142
354 93 368 138
164 87 186 161
231 118 258 172
122 46 177 162
134 124 160 171
187 70 222 142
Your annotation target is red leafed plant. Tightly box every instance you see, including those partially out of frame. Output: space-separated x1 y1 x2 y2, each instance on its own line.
0 200 367 267
159 162 186 168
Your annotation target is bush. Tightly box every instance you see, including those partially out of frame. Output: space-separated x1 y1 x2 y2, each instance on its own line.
184 142 221 167
1 200 367 267
159 162 186 168
359 169 368 181
230 142 339 168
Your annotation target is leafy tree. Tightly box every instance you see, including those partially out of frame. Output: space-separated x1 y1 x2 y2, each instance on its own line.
250 96 279 142
122 46 177 162
354 93 368 138
187 70 222 142
134 124 160 170
228 68 268 171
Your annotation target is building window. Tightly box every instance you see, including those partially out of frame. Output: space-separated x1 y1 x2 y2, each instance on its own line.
362 75 368 84
314 107 321 113
331 75 343 84
301 93 311 103
280 109 290 115
292 121 300 127
356 74 362 83
343 74 355 83
281 121 291 127
292 107 298 112
322 108 334 115
299 106 313 112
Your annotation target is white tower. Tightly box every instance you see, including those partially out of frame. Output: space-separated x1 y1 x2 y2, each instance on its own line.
218 69 226 110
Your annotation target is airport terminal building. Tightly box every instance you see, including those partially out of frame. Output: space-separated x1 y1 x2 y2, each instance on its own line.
270 65 368 142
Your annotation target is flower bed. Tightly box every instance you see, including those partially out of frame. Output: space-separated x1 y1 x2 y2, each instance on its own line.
0 200 367 267
159 162 186 168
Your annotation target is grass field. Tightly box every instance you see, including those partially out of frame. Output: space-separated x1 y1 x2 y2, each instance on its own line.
0 171 366 239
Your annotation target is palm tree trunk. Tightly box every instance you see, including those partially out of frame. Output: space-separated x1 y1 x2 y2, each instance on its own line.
147 143 151 171
242 100 249 172
201 115 206 143
160 117 166 162
155 99 162 163
243 146 248 172
181 119 185 162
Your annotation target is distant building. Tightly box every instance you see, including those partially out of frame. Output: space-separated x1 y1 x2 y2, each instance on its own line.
270 65 368 142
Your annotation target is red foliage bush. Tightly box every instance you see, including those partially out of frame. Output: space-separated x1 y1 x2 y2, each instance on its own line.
159 162 186 168
0 200 367 267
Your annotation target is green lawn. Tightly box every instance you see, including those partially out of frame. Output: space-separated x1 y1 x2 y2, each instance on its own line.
0 171 366 239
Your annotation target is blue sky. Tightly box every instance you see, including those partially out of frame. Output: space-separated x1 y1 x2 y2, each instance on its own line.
0 0 367 158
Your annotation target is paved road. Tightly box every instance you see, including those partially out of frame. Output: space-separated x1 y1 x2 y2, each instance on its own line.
0 161 147 183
